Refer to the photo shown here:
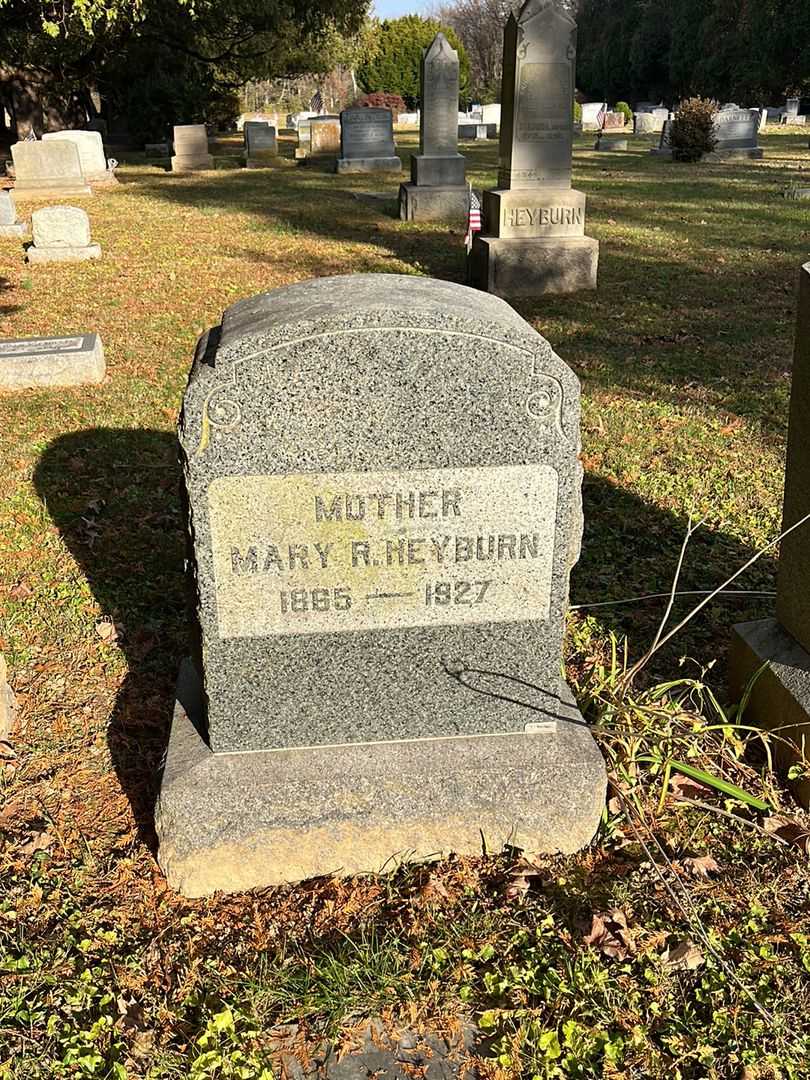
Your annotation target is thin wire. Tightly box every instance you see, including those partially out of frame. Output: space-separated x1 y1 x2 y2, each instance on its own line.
571 589 776 611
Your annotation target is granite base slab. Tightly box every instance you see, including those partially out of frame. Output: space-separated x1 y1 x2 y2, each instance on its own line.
155 659 606 897
704 148 763 160
171 155 214 172
468 235 599 297
13 182 92 198
649 149 673 159
729 618 810 807
26 243 101 264
398 183 469 222
335 156 402 175
0 223 27 237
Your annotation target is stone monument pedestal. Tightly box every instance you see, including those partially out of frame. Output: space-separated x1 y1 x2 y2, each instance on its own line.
729 619 810 807
157 660 606 897
171 153 214 172
336 155 402 174
469 187 598 297
469 236 598 297
399 184 469 221
399 151 468 222
26 205 101 264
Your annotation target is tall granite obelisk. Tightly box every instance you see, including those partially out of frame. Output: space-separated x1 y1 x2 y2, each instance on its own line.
468 0 598 296
399 33 468 222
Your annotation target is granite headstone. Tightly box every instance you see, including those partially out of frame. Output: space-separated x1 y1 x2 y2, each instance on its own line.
399 33 468 222
0 190 27 237
42 130 115 184
707 107 762 159
730 262 810 805
26 205 101 263
11 141 91 197
468 0 598 297
335 108 402 174
171 125 213 172
243 121 278 167
157 272 606 896
309 117 341 158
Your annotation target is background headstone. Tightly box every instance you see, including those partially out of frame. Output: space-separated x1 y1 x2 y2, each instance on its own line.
0 190 27 237
0 333 105 388
27 205 101 263
399 33 468 222
468 0 598 297
11 141 91 197
581 102 608 130
243 121 278 167
307 116 341 159
730 262 810 805
42 130 115 184
157 272 606 897
171 125 213 172
335 108 402 174
706 107 763 159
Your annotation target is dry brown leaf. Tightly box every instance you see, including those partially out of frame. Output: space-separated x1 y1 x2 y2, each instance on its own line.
763 815 810 853
663 940 704 971
8 581 33 600
582 908 633 959
20 832 54 855
682 854 721 879
95 619 123 645
670 772 711 800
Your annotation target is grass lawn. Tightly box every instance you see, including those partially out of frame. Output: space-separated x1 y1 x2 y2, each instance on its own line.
1 129 810 1079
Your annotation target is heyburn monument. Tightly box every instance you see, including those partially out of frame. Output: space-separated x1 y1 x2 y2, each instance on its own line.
157 274 606 897
468 0 598 297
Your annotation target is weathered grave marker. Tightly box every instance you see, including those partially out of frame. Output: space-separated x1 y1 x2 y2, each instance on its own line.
157 273 606 897
335 108 402 174
26 205 101 263
0 190 26 237
243 121 278 167
0 333 105 389
11 141 91 197
309 117 341 159
171 125 213 172
707 106 763 160
468 0 598 297
730 262 810 804
42 130 116 184
399 33 468 222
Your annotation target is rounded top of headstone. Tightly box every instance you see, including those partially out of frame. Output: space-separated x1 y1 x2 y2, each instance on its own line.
215 274 545 357
31 204 89 226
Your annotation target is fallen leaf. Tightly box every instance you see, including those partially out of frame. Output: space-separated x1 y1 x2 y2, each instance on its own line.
663 940 704 971
582 908 633 959
8 581 33 600
670 772 711 800
20 832 54 856
95 619 123 645
682 854 721 879
763 815 810 853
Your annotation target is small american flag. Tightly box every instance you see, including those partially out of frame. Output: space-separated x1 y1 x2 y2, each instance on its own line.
309 89 323 114
23 129 37 141
465 186 482 252
596 101 607 130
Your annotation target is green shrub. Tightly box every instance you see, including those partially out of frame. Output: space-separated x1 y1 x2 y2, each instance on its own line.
614 100 632 124
573 101 582 123
670 96 718 162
